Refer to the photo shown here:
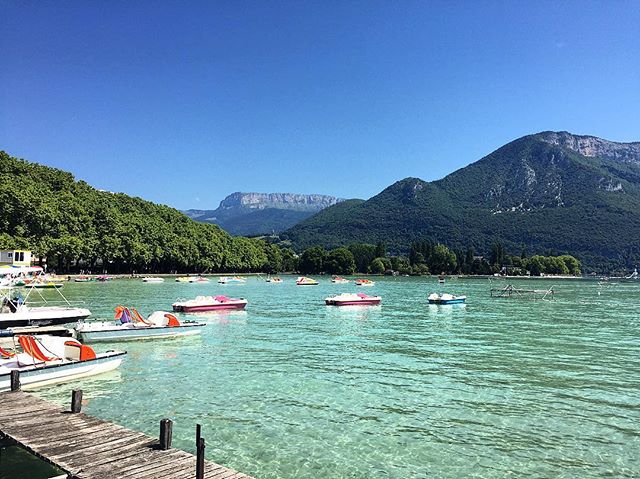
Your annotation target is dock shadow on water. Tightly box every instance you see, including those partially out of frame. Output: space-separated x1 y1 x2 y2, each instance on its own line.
0 438 64 479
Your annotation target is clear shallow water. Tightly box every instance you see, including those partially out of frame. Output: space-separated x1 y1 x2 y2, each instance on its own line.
33 277 640 478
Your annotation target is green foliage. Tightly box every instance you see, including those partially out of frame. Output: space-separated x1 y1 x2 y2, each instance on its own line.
0 151 283 273
369 258 386 274
525 254 581 276
348 243 377 273
280 248 299 272
298 246 327 274
324 248 356 275
429 244 458 274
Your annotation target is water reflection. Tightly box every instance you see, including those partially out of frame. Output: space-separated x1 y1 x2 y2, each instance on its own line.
180 310 248 323
427 303 468 317
323 304 382 322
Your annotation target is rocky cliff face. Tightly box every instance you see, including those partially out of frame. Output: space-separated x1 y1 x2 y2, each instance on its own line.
538 131 640 165
184 192 346 236
219 192 343 212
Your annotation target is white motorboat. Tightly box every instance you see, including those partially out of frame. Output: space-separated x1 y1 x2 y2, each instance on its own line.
172 295 248 313
1 286 91 328
76 307 205 343
218 276 246 284
325 293 381 306
142 277 165 283
188 276 210 283
0 335 125 391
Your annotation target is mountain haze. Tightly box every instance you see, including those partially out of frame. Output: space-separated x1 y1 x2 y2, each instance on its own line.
185 192 345 236
284 132 640 271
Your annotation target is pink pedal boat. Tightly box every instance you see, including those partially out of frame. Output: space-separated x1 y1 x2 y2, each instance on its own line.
172 295 247 313
325 293 381 306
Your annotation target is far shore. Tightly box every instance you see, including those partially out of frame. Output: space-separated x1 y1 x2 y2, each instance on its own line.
50 272 599 281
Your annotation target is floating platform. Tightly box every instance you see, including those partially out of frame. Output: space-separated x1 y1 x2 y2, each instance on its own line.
0 390 253 479
490 284 555 300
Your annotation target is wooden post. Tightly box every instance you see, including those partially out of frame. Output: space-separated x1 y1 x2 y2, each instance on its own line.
71 390 83 413
196 424 205 479
10 370 20 391
159 419 173 450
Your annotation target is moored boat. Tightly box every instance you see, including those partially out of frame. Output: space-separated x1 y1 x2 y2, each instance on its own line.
0 335 125 391
172 295 248 313
266 276 283 283
332 276 350 284
428 293 466 305
76 306 205 342
218 276 246 284
325 293 381 306
296 276 319 286
188 276 210 283
1 287 91 328
354 279 375 286
74 275 92 283
142 277 164 283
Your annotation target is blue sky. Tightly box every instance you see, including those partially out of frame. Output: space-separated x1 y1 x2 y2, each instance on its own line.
1 1 639 209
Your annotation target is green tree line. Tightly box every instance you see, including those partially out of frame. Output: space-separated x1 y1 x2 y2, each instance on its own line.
296 240 580 276
0 151 295 273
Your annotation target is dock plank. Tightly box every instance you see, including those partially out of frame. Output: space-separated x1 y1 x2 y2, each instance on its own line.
0 391 255 479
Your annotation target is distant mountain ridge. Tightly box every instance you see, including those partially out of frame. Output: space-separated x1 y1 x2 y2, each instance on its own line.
185 192 345 236
284 131 640 271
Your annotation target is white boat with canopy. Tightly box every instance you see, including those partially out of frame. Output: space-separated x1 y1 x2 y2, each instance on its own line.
76 306 205 342
0 334 125 391
1 272 91 328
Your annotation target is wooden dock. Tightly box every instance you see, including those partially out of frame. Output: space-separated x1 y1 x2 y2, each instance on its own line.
0 390 254 479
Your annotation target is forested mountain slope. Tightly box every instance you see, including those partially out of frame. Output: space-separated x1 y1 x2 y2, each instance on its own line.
0 151 281 273
284 132 640 270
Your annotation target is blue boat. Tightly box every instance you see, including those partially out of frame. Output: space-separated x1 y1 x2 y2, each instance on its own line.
428 293 466 305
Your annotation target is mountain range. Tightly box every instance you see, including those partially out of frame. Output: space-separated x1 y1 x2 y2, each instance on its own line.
184 192 344 236
283 131 640 271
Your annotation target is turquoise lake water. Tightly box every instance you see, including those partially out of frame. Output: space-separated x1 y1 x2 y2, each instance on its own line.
29 276 640 478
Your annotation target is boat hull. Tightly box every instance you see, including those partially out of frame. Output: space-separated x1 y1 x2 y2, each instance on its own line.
325 299 381 306
77 324 203 342
0 308 91 328
0 352 125 392
428 299 466 304
173 303 246 313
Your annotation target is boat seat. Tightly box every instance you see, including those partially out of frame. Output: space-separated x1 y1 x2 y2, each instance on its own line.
131 308 153 325
64 341 97 361
0 346 15 358
164 313 181 327
18 335 60 362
